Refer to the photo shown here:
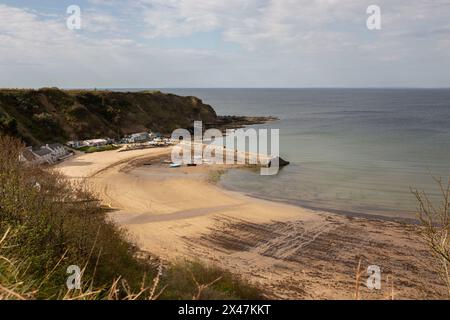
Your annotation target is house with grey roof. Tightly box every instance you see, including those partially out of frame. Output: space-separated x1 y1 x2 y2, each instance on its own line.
32 147 54 164
127 132 150 143
84 139 108 147
19 147 54 165
44 143 71 160
20 143 72 166
19 147 39 164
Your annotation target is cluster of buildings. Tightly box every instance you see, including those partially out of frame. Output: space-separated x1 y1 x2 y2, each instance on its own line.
20 143 73 165
121 132 177 149
67 131 175 150
119 131 167 144
66 138 113 149
126 132 153 144
20 131 175 166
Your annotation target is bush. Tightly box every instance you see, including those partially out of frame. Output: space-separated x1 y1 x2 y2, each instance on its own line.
0 135 156 297
161 261 264 300
412 177 450 297
0 135 263 300
0 115 18 135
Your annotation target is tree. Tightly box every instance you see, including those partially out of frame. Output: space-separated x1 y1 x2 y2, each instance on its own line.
0 116 18 135
412 177 450 296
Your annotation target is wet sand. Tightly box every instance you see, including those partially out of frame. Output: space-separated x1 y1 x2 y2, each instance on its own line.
57 147 448 299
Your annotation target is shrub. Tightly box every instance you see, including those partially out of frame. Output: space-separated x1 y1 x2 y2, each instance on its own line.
412 177 450 297
161 261 264 300
0 135 155 297
0 135 263 300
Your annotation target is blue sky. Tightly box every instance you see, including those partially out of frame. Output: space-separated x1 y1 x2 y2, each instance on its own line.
1 0 450 88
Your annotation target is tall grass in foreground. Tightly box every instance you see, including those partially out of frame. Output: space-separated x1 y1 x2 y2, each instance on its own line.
412 177 450 297
0 135 263 300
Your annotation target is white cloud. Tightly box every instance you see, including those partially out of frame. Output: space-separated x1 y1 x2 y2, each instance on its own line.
1 1 450 87
0 4 238 88
134 0 450 56
138 0 247 38
82 10 121 33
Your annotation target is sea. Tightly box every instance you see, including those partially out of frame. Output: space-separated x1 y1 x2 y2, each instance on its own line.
146 88 450 219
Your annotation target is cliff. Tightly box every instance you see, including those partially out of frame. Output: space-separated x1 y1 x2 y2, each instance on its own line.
0 88 217 145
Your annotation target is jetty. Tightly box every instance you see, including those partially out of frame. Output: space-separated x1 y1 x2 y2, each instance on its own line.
176 141 289 168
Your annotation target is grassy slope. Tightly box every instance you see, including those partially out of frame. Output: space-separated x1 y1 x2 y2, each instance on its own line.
0 136 262 300
0 88 217 146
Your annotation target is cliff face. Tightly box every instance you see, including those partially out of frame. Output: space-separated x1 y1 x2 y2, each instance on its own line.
0 88 217 145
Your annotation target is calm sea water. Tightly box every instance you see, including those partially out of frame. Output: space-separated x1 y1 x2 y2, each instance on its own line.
162 89 450 219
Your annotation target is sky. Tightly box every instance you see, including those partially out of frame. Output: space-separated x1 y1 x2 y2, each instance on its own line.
1 0 450 88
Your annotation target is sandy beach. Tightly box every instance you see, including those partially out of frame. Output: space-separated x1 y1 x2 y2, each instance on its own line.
57 147 448 299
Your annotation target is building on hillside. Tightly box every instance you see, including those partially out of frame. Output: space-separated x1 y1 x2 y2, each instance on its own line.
33 147 55 164
66 140 86 148
43 143 72 160
127 132 150 143
19 147 40 164
20 144 72 166
84 139 107 147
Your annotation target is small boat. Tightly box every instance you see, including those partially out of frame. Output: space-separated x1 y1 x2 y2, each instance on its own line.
169 163 181 168
187 163 197 167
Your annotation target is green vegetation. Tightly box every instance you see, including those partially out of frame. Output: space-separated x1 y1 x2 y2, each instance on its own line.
160 261 262 300
0 135 262 300
0 115 17 136
0 88 217 146
77 145 121 153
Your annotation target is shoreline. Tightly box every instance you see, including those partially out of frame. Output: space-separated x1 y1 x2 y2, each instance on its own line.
220 189 420 225
57 147 447 299
125 149 419 225
62 148 417 224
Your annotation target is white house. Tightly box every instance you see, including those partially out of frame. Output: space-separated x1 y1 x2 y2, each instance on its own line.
127 132 150 143
66 140 86 148
19 147 40 164
44 143 71 160
20 144 72 165
34 147 55 164
19 147 54 165
84 139 107 147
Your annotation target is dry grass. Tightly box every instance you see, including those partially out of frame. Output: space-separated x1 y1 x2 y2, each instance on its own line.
0 135 263 300
354 258 363 300
412 177 450 297
1 227 262 300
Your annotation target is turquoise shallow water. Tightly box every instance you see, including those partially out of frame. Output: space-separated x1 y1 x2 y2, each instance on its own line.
162 88 450 219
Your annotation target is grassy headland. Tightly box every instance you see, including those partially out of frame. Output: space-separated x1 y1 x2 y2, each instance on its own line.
0 88 218 146
0 88 276 147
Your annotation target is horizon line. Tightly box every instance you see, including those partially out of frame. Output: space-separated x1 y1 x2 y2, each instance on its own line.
70 86 450 90
3 86 450 90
